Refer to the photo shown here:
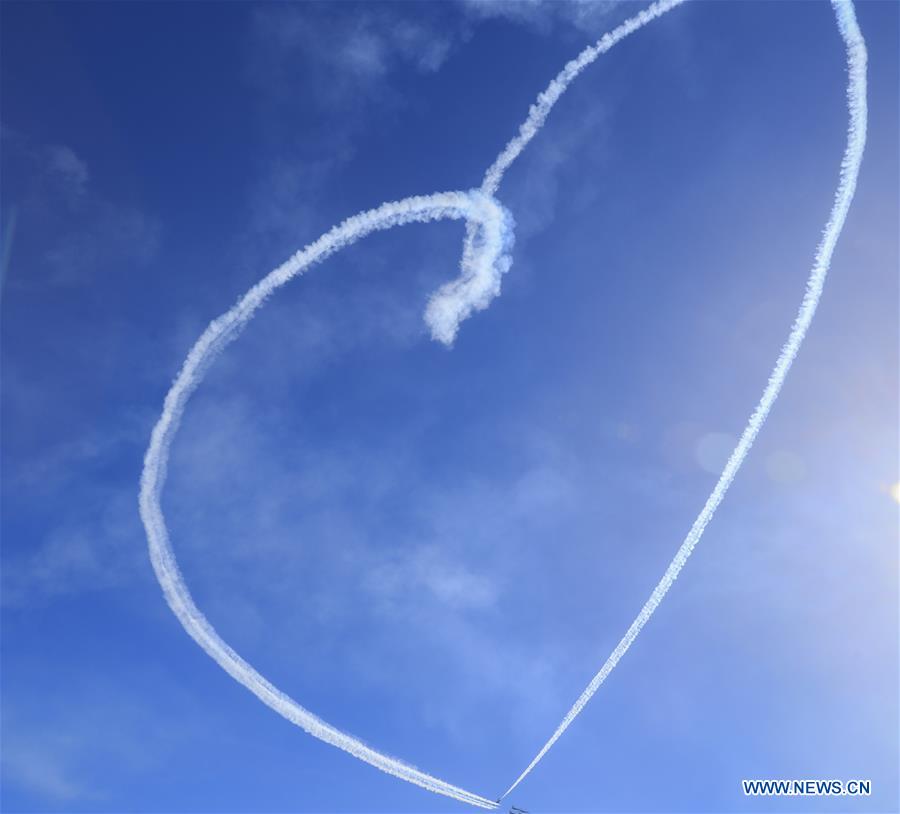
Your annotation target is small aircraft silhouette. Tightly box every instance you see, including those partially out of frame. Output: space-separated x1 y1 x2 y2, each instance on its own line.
494 798 528 814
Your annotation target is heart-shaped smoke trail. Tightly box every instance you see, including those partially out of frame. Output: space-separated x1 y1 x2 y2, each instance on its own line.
140 0 867 807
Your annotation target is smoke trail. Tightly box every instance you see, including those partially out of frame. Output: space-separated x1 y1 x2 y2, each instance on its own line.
141 0 866 805
0 207 17 307
498 0 867 800
140 190 512 810
425 203 515 346
427 0 688 345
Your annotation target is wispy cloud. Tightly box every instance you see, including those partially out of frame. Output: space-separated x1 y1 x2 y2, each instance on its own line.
501 95 610 240
0 131 160 288
44 144 89 199
1 484 146 609
364 544 498 613
2 397 153 609
1 678 203 808
461 0 623 36
1 730 89 803
247 4 454 114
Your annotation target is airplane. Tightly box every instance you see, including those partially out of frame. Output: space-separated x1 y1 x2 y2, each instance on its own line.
493 799 528 814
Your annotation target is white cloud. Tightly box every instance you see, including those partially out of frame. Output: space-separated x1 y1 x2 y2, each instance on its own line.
2 406 155 609
41 203 159 284
1 733 88 802
247 4 455 112
1 681 204 806
1 133 160 288
45 145 89 198
1 487 146 608
502 96 610 240
461 0 622 36
364 544 498 612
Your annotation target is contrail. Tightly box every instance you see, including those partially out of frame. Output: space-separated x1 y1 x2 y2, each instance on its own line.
140 190 513 810
428 0 687 345
0 206 17 308
139 0 867 806
497 0 867 800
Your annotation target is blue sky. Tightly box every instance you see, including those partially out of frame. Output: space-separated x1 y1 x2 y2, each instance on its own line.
1 1 897 812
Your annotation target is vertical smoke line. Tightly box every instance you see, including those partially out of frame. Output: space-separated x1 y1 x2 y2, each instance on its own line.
140 190 511 810
498 0 867 800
